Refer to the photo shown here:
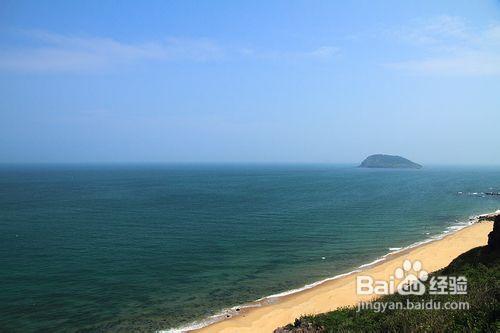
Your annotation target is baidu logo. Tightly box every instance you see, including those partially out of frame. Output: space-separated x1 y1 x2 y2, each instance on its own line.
356 259 466 296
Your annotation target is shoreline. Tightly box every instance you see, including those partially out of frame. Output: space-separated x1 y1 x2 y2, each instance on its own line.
164 211 498 333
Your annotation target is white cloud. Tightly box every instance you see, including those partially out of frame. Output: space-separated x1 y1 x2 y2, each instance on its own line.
304 46 340 59
387 52 500 76
0 31 223 72
401 15 470 45
235 45 339 62
0 30 339 72
387 15 500 76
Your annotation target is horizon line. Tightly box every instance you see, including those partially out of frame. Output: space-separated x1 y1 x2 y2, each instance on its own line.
1 161 500 167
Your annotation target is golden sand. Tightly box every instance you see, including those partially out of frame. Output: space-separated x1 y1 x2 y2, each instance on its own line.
195 221 493 333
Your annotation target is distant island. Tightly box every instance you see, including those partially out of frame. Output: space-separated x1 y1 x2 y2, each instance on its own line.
359 154 422 169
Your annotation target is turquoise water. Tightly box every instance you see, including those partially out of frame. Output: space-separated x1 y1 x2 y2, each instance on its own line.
1 164 499 332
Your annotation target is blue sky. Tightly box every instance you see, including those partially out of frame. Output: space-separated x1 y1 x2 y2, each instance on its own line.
1 0 500 164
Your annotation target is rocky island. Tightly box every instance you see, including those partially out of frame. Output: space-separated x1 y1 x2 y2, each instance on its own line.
359 154 422 169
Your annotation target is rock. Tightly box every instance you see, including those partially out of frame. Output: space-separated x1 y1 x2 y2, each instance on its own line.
487 215 500 251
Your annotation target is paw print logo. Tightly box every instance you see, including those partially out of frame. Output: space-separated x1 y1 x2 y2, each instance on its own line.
394 259 429 295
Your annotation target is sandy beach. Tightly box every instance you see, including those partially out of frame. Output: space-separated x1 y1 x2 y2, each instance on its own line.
195 220 494 333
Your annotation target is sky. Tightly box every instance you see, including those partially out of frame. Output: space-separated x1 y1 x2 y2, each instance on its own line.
1 0 500 165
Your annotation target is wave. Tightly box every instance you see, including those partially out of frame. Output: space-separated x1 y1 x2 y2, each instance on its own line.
358 258 385 268
160 303 262 333
161 211 497 333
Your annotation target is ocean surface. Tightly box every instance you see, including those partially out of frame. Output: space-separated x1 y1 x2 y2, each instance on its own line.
1 164 499 332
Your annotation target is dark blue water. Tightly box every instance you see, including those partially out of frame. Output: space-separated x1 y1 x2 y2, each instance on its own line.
1 164 499 332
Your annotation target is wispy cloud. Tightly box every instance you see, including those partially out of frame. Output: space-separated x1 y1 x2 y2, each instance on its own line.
397 15 470 46
386 15 500 76
387 52 500 76
0 30 223 72
303 46 340 59
236 45 339 61
0 30 339 72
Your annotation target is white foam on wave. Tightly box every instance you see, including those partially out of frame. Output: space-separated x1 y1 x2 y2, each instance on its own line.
358 258 385 268
256 269 363 300
159 303 261 333
161 211 497 333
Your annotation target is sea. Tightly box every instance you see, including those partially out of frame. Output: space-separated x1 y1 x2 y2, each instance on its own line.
1 164 499 332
